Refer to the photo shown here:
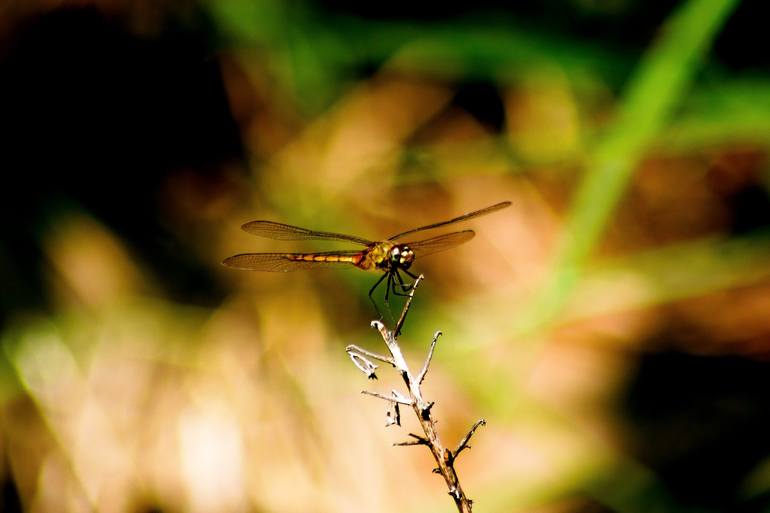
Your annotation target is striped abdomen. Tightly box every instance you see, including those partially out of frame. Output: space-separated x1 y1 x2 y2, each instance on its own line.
288 253 362 265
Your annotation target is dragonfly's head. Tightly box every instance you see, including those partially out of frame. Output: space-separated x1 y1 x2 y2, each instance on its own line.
390 245 415 270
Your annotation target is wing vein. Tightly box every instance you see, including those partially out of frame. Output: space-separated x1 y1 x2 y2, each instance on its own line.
406 230 475 258
388 201 511 241
241 220 371 245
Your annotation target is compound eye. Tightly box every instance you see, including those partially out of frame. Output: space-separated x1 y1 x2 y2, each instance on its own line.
400 248 414 266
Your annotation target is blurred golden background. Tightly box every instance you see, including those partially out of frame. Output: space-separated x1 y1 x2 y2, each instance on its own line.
1 0 769 512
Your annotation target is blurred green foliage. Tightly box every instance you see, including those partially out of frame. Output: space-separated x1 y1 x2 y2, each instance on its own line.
520 0 741 333
2 0 769 512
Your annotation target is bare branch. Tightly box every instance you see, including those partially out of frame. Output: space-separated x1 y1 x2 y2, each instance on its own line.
390 389 411 405
361 390 413 406
346 344 395 366
394 433 429 446
347 351 378 379
370 320 390 342
348 274 480 512
394 274 424 336
394 440 425 446
417 330 443 384
453 419 487 461
385 401 401 427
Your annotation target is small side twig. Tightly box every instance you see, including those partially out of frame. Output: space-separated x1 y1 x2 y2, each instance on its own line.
452 419 487 461
385 401 401 427
347 274 483 513
361 390 413 406
347 352 378 379
417 330 442 385
394 274 423 336
394 433 430 446
346 344 395 366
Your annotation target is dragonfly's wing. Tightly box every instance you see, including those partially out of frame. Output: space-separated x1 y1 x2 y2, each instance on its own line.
406 230 475 258
222 251 361 272
388 201 510 241
241 220 372 245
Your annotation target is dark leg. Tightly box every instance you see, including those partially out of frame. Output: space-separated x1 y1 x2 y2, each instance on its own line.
368 272 388 319
383 272 396 323
368 295 383 321
403 269 419 280
392 270 412 296
384 272 393 303
368 272 388 299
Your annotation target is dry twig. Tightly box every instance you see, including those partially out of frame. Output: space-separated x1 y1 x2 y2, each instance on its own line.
346 275 485 513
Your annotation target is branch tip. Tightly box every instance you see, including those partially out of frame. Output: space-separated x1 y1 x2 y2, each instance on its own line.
347 351 378 379
360 390 413 406
418 330 442 384
394 433 429 446
394 274 424 336
346 344 395 367
453 419 487 460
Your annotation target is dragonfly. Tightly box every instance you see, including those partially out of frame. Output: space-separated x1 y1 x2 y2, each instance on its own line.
223 201 511 310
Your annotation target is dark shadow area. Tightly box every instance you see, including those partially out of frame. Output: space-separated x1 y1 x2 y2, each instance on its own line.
620 330 770 511
0 6 245 321
0 474 23 513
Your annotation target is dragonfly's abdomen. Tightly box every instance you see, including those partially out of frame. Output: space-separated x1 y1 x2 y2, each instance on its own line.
286 253 361 264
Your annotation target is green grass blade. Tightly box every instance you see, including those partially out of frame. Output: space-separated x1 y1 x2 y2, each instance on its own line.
517 0 741 335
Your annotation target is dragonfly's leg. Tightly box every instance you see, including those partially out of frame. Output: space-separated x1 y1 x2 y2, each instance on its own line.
368 294 383 321
384 272 392 303
394 269 411 290
368 272 388 320
368 272 388 299
392 270 412 296
395 268 418 293
383 273 396 323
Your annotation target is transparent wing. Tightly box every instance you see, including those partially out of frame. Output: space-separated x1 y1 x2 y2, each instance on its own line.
388 201 510 241
222 251 361 272
241 220 371 245
406 230 475 258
